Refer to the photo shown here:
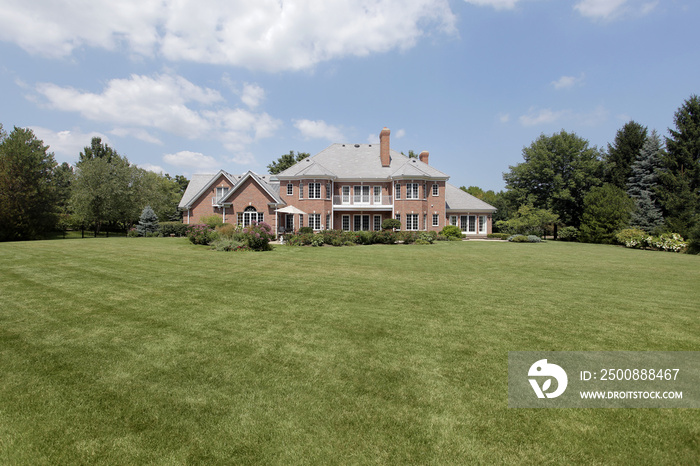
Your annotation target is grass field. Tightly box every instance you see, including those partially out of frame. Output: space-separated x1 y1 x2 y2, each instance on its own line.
0 238 698 464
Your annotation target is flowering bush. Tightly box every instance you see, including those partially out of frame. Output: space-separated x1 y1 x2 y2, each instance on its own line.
653 233 687 252
188 224 218 245
616 229 687 252
241 221 275 251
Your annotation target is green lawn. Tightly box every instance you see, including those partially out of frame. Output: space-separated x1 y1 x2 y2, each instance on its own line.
0 238 698 464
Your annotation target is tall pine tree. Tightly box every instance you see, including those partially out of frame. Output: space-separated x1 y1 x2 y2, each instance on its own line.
627 130 664 233
657 95 700 237
604 121 647 190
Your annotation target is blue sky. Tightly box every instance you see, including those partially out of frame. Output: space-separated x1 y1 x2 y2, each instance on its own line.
1 0 697 191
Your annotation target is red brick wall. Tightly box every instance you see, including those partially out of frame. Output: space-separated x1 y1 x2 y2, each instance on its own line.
186 174 234 224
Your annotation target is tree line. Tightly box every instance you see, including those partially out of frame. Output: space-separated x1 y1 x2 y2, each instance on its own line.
0 128 187 241
461 94 700 251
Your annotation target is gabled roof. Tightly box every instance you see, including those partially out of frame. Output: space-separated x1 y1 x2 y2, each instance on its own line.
178 170 283 210
219 170 284 205
178 170 237 209
444 183 497 212
293 159 337 178
274 143 449 180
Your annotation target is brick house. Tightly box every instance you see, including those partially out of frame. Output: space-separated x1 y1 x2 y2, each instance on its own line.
178 128 497 237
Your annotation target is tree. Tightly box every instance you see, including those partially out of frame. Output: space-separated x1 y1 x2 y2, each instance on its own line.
267 151 310 175
495 204 559 237
79 137 119 164
627 130 664 233
0 127 59 241
657 95 700 237
503 130 604 227
579 184 634 244
71 153 132 235
604 121 647 190
136 205 159 236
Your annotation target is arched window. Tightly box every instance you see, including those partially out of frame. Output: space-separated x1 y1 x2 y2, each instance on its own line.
240 206 263 226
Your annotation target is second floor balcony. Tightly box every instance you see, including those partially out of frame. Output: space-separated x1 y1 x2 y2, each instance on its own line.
332 195 393 209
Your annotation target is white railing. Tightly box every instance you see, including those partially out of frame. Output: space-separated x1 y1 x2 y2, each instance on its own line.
332 195 392 206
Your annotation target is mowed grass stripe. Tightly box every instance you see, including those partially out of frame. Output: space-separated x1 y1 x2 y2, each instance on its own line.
0 238 698 464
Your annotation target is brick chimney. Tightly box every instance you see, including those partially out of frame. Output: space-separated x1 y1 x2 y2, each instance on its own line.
380 127 391 167
419 151 429 165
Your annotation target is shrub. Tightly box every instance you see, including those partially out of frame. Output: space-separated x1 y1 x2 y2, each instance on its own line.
216 223 243 240
311 236 324 247
241 221 275 251
382 218 401 230
415 232 436 245
200 214 224 229
135 206 159 236
127 227 139 237
652 233 687 253
159 222 190 237
440 225 462 239
615 228 648 249
487 233 509 240
508 234 541 243
557 226 579 242
210 238 247 252
298 226 314 234
188 224 218 245
371 230 397 244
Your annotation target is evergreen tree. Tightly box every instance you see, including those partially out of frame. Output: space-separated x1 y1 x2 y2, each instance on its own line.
604 121 648 190
136 205 159 236
627 130 664 232
657 95 700 237
579 184 634 244
0 127 59 241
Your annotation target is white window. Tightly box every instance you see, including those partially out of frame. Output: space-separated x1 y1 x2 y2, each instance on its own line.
326 183 331 200
406 214 419 231
287 183 293 196
450 216 458 226
373 186 381 204
342 215 350 231
460 215 476 233
341 186 350 204
433 214 439 227
354 215 370 231
299 183 304 199
241 206 263 226
309 214 321 230
423 214 427 229
326 214 331 230
354 185 370 203
479 215 487 233
395 183 401 199
395 213 400 223
374 215 382 231
299 214 303 227
308 182 321 199
432 184 439 196
406 183 419 199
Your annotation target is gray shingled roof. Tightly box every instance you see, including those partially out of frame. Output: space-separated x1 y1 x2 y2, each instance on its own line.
275 143 449 180
444 183 497 212
178 170 283 209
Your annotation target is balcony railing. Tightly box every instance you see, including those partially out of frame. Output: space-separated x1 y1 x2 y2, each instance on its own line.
332 195 393 206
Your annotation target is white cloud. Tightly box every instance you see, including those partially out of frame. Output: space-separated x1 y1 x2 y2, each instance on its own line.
0 0 457 72
163 151 219 172
499 113 510 123
240 83 265 109
395 129 406 139
33 73 281 153
519 108 568 127
574 0 657 20
29 127 109 163
110 128 163 145
551 74 585 90
294 119 345 142
139 163 165 174
519 105 608 127
463 0 521 10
